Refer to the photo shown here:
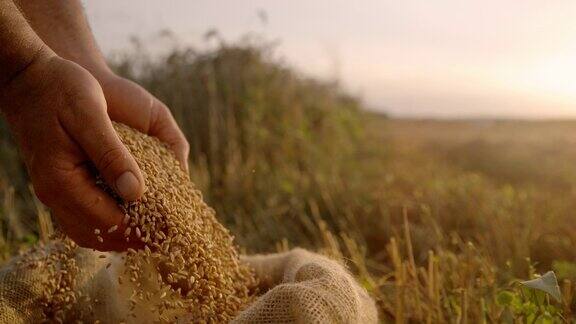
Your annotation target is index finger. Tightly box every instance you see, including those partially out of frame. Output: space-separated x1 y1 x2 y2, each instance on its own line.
41 162 142 251
147 99 190 171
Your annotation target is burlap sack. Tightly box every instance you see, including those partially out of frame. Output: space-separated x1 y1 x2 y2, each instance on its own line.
234 248 378 324
0 244 378 323
0 243 153 323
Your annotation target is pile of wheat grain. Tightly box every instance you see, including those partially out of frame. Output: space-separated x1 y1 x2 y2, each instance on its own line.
108 123 257 322
17 123 256 323
15 237 81 322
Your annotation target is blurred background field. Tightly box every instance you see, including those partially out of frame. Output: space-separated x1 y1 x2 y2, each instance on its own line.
2 40 576 322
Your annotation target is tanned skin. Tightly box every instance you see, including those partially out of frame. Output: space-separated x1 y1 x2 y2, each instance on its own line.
0 0 189 251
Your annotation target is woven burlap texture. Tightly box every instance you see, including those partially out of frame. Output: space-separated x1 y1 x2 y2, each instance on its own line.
0 243 159 323
234 248 378 324
0 245 378 323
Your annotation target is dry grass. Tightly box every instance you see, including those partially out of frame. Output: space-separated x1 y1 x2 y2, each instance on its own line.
1 38 576 322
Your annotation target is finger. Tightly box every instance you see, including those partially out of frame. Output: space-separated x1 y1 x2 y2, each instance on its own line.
102 77 189 172
148 100 190 171
33 162 142 251
59 91 145 201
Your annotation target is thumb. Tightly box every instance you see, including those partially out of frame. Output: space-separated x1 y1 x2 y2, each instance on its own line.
60 97 145 202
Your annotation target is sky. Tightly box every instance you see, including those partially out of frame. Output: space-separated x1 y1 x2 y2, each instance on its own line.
83 0 576 119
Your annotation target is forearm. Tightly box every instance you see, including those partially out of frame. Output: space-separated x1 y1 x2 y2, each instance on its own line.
14 0 110 79
13 0 189 170
0 0 50 88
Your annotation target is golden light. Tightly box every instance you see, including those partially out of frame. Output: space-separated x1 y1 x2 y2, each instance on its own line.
523 54 576 100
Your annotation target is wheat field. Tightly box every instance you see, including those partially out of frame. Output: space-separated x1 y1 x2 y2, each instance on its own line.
1 41 575 322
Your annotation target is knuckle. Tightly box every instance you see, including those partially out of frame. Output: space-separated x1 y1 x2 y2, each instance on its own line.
151 103 169 125
152 101 174 125
96 146 126 175
81 193 104 212
156 101 170 114
64 86 105 114
178 137 190 154
182 137 190 150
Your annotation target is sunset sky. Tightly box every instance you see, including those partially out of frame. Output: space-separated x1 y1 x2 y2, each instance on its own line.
84 0 576 119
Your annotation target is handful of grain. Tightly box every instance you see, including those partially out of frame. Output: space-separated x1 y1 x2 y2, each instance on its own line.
108 122 257 321
17 123 257 323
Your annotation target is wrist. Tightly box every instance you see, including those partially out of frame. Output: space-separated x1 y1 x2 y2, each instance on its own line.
0 46 57 103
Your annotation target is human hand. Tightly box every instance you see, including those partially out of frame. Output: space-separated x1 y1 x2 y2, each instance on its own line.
0 50 144 251
96 72 189 171
14 0 189 169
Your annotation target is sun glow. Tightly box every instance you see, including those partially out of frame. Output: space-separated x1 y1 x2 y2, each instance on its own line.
523 55 576 100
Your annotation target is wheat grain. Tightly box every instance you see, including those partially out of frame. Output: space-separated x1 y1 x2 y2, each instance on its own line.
111 123 257 321
17 123 257 323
